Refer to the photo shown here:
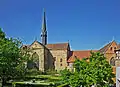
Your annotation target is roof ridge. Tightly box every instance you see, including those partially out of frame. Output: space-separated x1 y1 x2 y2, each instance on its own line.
99 40 117 53
47 42 69 45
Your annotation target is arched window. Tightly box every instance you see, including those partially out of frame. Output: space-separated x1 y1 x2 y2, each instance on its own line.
110 47 112 51
32 52 39 69
110 57 115 66
114 47 116 50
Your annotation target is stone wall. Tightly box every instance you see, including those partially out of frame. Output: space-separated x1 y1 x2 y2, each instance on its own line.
44 48 54 71
49 49 68 72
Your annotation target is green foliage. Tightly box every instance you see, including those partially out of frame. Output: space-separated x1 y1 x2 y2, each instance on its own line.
0 28 28 86
57 83 68 87
45 68 58 75
60 68 72 83
61 52 115 87
0 28 5 39
25 69 42 76
88 52 115 86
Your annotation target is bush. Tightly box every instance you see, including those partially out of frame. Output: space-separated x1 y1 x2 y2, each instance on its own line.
25 69 42 76
57 83 69 87
45 69 58 75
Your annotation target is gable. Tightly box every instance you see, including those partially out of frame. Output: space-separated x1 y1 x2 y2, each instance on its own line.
99 41 118 54
30 41 44 49
105 41 118 53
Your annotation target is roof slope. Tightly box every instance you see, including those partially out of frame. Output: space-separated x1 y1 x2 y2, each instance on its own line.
46 43 69 50
99 41 117 53
68 50 98 63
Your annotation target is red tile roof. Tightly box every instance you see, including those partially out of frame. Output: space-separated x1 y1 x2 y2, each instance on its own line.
67 50 98 63
46 43 69 50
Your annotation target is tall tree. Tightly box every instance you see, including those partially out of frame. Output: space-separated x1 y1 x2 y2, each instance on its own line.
0 28 27 87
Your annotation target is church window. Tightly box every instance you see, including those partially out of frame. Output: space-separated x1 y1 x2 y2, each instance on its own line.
60 58 62 62
110 57 115 66
60 64 62 66
31 52 39 69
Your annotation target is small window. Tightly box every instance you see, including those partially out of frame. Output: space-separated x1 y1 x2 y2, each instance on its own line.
23 46 27 50
54 57 56 61
35 44 37 47
114 47 116 50
60 58 62 62
110 57 115 66
67 63 69 66
60 64 62 66
53 62 54 66
110 47 112 51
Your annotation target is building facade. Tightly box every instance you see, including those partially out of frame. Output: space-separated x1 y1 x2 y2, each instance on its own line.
21 10 119 73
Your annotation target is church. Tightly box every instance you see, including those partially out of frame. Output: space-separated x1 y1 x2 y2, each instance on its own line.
21 10 119 73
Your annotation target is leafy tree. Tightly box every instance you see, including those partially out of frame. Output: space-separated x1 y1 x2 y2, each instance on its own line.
0 28 27 87
88 52 115 86
61 52 115 87
60 68 72 83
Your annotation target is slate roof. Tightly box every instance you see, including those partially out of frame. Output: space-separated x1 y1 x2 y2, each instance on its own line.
46 43 69 50
67 50 98 63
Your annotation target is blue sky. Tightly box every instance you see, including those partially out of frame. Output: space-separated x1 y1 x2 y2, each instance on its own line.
0 0 120 50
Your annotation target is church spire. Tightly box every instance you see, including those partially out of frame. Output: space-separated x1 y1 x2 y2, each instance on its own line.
41 8 47 45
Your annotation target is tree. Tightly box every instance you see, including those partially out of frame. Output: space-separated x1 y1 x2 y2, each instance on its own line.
0 28 27 87
61 52 115 87
69 59 92 87
88 52 115 86
60 68 72 83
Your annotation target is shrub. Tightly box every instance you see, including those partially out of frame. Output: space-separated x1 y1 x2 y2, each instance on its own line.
25 69 42 76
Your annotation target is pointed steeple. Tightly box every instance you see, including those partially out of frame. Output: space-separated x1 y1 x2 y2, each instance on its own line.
42 8 46 32
41 8 47 45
